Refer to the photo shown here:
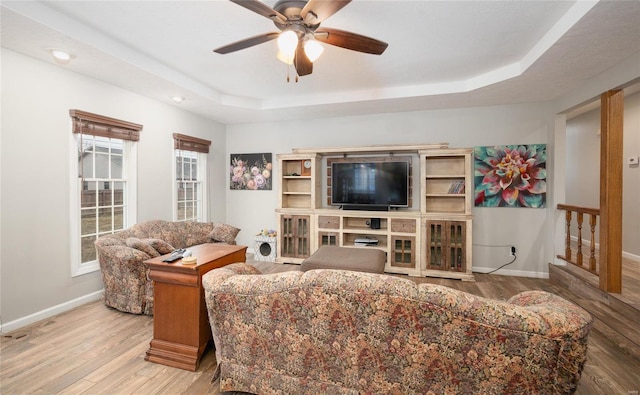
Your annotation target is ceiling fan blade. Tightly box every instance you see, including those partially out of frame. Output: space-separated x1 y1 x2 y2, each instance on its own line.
230 0 287 24
294 41 313 76
315 27 388 55
214 32 280 54
300 0 351 25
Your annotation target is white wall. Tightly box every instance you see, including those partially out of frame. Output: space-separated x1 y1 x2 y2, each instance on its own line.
0 49 226 329
566 91 640 257
227 102 554 277
624 92 640 257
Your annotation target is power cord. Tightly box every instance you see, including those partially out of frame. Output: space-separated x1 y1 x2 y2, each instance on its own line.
473 244 517 274
486 252 517 274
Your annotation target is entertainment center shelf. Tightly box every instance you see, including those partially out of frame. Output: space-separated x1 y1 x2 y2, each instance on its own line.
421 149 472 215
276 144 473 280
314 209 421 276
278 154 321 210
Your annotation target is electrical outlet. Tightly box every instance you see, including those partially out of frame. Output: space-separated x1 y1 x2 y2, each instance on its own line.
510 246 517 257
505 246 514 258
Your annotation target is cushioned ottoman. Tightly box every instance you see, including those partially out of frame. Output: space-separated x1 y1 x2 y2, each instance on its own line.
300 246 386 274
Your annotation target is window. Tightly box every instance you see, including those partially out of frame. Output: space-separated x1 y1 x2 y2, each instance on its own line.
173 133 211 222
69 110 142 276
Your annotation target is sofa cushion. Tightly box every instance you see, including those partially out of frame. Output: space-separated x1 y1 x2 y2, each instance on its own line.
126 237 160 258
144 238 175 255
209 223 241 244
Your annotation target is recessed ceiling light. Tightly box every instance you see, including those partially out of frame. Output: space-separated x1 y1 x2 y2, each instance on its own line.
171 96 185 104
49 49 72 65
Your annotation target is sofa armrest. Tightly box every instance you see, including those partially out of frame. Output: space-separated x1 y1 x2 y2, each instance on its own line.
418 284 592 337
509 291 593 393
507 290 593 338
97 245 151 272
202 262 261 288
202 262 264 380
95 244 154 314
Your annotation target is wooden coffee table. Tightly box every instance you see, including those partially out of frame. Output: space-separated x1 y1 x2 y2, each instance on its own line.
143 243 247 371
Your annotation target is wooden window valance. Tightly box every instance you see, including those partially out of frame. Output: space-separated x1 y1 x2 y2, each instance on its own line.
69 109 142 141
173 133 211 154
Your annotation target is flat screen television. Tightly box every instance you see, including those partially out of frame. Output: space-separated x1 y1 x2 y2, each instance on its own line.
331 161 409 210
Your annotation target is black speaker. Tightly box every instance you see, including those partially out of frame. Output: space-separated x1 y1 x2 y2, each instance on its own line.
370 218 381 229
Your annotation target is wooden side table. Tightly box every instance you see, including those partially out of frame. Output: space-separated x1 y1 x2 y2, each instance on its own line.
143 243 247 371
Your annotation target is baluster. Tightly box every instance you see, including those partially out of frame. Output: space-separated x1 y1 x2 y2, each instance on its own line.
565 210 572 261
589 214 598 272
576 212 584 266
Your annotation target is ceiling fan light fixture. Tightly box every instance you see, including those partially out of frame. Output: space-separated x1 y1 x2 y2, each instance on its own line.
303 38 324 62
277 30 298 62
276 50 295 65
215 0 389 77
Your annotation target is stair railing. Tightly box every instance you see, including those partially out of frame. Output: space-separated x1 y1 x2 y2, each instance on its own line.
556 204 600 274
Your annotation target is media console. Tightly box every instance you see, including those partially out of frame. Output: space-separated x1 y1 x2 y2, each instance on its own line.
275 144 474 281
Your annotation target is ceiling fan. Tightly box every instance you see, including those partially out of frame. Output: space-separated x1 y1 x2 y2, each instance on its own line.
213 0 388 78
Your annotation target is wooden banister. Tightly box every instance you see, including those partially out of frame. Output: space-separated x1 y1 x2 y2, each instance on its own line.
557 204 600 216
599 89 624 293
556 204 600 276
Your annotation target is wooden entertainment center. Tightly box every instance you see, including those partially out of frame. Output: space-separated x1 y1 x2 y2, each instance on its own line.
275 143 474 280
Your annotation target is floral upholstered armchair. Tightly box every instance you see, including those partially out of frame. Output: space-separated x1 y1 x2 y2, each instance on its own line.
203 264 592 394
95 220 240 315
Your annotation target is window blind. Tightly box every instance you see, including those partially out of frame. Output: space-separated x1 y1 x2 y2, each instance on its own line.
173 133 211 154
69 109 142 141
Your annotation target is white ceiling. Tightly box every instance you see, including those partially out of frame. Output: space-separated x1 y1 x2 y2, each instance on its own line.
2 0 640 124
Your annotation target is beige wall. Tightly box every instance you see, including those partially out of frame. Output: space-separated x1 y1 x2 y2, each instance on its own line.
0 49 227 329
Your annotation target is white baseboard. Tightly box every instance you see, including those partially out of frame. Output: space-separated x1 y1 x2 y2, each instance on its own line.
0 290 104 334
623 250 640 262
473 267 550 279
570 235 640 262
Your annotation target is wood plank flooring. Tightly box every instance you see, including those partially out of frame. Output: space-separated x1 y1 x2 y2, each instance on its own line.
1 258 639 394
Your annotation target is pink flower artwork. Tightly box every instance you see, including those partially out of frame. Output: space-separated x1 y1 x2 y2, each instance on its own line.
230 153 272 190
474 145 546 208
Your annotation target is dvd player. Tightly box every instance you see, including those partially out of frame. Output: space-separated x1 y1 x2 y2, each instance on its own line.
354 238 379 245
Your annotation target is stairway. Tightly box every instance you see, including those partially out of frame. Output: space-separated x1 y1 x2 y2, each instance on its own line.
549 262 640 361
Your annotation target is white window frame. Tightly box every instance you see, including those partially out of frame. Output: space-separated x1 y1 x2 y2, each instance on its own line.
173 148 208 222
69 133 137 277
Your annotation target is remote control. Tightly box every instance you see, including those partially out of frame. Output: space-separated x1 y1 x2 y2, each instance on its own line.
163 248 186 263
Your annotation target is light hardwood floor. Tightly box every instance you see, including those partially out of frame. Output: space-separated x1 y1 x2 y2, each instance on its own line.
1 258 639 394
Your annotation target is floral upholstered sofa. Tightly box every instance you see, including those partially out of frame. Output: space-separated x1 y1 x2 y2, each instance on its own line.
203 263 593 394
95 219 240 315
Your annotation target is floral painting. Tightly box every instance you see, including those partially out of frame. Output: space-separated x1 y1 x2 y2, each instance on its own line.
474 144 546 208
230 153 272 190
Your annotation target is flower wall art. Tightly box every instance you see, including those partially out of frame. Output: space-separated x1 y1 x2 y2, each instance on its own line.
474 144 547 208
230 153 272 190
